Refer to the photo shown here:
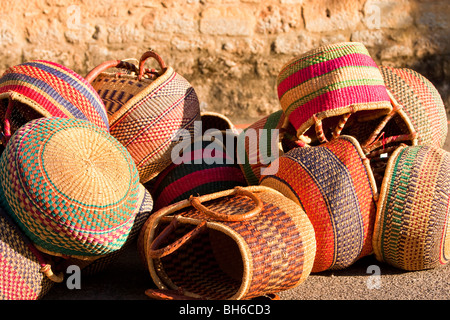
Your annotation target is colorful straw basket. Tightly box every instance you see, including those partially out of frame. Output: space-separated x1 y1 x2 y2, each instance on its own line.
236 110 299 186
0 206 63 300
151 137 247 211
66 184 153 276
373 145 450 271
0 60 109 145
0 117 140 259
277 42 392 145
260 135 378 272
85 50 201 183
140 186 316 300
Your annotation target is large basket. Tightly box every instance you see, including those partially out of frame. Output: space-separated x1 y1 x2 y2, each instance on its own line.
150 136 247 211
0 117 140 259
260 135 378 272
0 60 109 146
85 50 201 183
236 110 300 186
0 206 63 300
373 145 450 271
139 186 316 300
277 42 392 145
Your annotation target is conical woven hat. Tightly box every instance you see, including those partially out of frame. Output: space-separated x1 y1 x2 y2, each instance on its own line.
0 117 139 259
373 145 450 271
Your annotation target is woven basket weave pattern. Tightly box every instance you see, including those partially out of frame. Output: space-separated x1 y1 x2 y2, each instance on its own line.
0 208 53 300
260 136 377 272
0 117 140 258
0 60 109 133
142 186 316 300
277 42 392 138
373 145 450 270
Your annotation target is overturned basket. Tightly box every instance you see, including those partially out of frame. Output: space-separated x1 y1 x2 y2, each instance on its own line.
86 50 201 183
373 145 450 271
277 42 392 146
0 117 140 259
140 186 316 300
0 206 63 300
0 60 109 146
260 135 378 272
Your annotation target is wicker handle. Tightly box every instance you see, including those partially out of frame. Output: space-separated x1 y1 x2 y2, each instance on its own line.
1 98 13 146
85 60 139 83
145 288 204 300
26 242 64 283
148 217 207 259
138 50 167 80
189 186 264 222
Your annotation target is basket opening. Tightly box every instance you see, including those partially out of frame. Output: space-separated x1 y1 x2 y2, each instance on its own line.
1 99 43 137
155 221 244 300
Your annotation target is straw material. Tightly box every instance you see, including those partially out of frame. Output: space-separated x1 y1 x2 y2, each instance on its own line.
87 51 201 184
379 66 448 148
260 135 378 272
0 117 140 259
0 206 55 300
373 145 450 271
67 184 154 276
151 137 247 211
139 186 316 300
277 42 392 143
0 60 109 144
236 110 299 185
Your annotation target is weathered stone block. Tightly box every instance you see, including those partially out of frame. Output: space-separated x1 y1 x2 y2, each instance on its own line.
200 6 256 36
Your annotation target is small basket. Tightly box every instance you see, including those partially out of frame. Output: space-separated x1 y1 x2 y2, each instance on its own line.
277 42 392 145
1 206 63 300
85 50 201 183
260 135 378 272
236 110 300 186
373 145 450 271
139 186 316 300
0 117 140 259
0 60 109 146
150 137 247 211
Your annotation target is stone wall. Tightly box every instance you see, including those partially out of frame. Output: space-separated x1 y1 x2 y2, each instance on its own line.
1 0 448 123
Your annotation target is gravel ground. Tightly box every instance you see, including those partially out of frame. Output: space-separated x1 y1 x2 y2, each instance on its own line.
43 124 450 301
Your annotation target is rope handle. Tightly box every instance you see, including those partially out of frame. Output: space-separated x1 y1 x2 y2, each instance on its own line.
189 187 264 222
138 50 167 80
85 60 140 83
148 217 207 259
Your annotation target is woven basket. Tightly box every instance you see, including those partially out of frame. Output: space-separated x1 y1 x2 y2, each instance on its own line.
277 42 392 145
373 145 450 271
0 206 63 300
0 60 109 146
260 135 378 272
64 184 153 276
151 137 247 211
85 50 201 184
139 186 316 300
236 110 300 186
0 117 140 259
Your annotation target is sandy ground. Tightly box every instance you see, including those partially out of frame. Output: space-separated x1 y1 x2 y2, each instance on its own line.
43 124 450 301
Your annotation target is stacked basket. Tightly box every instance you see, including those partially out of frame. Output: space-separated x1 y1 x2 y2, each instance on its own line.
0 42 449 301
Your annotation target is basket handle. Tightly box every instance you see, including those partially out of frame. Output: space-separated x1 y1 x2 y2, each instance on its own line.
85 60 139 83
189 186 264 222
145 288 204 300
138 50 167 80
148 217 207 259
1 98 13 146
